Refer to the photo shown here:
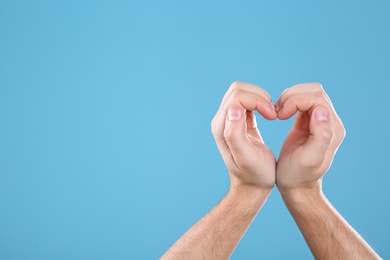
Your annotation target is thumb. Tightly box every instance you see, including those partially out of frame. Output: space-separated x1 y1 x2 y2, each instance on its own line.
224 106 254 162
300 106 334 168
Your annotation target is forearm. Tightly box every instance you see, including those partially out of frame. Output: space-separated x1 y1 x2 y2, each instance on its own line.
161 186 271 260
280 187 381 260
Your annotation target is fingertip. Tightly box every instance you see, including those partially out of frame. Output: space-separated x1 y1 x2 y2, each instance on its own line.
308 106 334 150
269 102 278 119
313 106 329 122
253 102 277 120
276 106 289 120
274 101 281 113
224 107 245 144
262 110 278 120
274 100 290 120
270 110 278 120
227 106 243 121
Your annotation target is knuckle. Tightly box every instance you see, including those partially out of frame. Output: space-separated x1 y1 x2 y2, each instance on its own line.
313 92 329 105
314 91 325 100
334 117 346 139
311 82 324 91
210 118 219 135
230 81 243 90
342 126 347 139
211 117 216 127
211 127 218 137
230 88 242 97
335 125 346 143
338 118 346 135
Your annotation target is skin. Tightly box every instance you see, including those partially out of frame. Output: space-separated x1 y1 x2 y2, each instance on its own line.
161 82 277 259
161 82 381 260
275 83 381 259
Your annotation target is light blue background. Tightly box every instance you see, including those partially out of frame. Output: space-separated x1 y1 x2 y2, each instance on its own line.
1 1 389 259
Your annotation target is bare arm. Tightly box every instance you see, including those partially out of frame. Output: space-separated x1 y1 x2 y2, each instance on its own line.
161 82 277 259
161 187 270 259
281 187 380 259
275 83 381 259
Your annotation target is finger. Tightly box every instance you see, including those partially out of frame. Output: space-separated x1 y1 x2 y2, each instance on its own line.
276 83 332 110
224 106 265 167
226 81 273 104
247 134 264 147
279 92 346 173
245 111 264 143
277 91 332 120
275 84 345 130
212 89 276 144
214 81 273 127
298 106 334 169
319 118 347 171
278 87 345 149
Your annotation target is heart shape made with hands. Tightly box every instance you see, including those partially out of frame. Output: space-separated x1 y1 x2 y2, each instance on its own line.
211 81 346 189
212 82 342 148
240 82 344 159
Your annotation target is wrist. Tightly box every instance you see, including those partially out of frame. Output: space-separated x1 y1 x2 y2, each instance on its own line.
229 172 275 194
229 183 272 202
278 183 326 209
224 187 271 218
277 177 323 198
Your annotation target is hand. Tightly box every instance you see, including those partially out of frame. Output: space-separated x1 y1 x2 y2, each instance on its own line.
275 83 346 192
211 82 277 192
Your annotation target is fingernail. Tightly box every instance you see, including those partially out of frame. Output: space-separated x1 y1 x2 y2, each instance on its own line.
270 103 276 113
228 107 241 121
274 103 280 112
315 107 329 121
278 106 283 115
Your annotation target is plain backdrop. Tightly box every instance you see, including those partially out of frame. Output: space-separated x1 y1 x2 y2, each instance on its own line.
1 1 389 259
